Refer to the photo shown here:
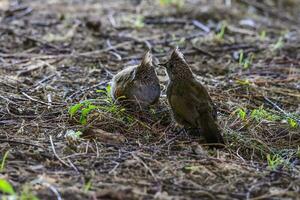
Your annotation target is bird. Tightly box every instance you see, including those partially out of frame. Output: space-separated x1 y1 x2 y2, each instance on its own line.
110 51 161 107
162 47 224 145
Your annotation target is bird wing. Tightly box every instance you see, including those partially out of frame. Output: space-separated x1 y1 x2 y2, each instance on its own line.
189 80 223 143
168 79 216 126
168 78 223 144
168 80 201 127
189 79 216 115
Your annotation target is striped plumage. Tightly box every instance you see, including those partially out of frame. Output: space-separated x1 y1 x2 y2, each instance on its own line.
164 48 224 145
111 51 161 107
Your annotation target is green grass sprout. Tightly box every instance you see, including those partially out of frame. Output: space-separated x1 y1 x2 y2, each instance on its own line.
0 150 9 172
0 179 15 195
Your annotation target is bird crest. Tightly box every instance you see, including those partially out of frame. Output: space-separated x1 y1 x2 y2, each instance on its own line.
140 50 152 68
170 47 186 64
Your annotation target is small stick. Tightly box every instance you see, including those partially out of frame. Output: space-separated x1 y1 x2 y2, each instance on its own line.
42 182 62 200
131 152 158 181
192 46 216 58
152 128 184 156
192 20 210 33
30 74 56 91
21 91 51 106
67 158 80 174
0 139 44 149
108 161 120 174
49 135 70 168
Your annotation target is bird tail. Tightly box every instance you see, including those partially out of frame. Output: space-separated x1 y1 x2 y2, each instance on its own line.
197 112 224 145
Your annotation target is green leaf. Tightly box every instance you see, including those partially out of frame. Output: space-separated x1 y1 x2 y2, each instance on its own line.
69 103 83 117
149 108 155 115
273 36 284 50
267 154 284 171
0 179 15 195
0 151 9 172
296 147 300 158
158 0 184 8
217 22 227 39
96 89 106 94
239 52 254 69
65 130 82 140
288 118 298 128
260 30 266 40
80 105 98 125
159 0 172 5
243 60 250 69
133 16 144 29
250 106 281 122
116 96 126 101
183 165 200 173
237 108 247 120
106 85 112 96
120 108 126 112
251 110 260 121
236 79 251 85
82 100 92 106
239 50 244 65
83 179 92 193
176 37 185 46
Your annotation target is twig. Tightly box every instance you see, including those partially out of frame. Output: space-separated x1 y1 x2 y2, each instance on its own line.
32 177 63 199
47 183 63 200
49 135 70 167
0 139 44 149
21 91 51 106
131 152 158 181
161 128 184 148
108 161 120 174
67 158 80 174
30 74 57 91
152 129 184 156
192 20 210 33
143 18 187 25
192 46 216 58
211 44 258 52
93 139 100 158
0 94 20 106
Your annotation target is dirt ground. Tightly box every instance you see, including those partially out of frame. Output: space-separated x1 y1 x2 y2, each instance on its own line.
0 0 300 199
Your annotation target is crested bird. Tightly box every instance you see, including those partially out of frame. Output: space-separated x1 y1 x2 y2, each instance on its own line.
162 48 224 145
110 51 161 107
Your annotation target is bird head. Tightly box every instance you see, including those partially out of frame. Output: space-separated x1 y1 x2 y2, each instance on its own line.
160 47 192 81
134 50 157 81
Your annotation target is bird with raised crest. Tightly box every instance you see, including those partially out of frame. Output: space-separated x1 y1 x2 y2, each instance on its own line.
162 48 224 145
110 51 161 107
